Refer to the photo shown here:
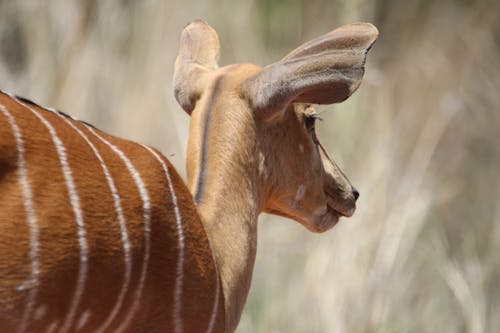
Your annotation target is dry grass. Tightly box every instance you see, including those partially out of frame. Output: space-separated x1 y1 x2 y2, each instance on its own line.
1 0 499 332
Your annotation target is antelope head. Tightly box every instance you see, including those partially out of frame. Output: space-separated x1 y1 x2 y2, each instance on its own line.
174 20 378 233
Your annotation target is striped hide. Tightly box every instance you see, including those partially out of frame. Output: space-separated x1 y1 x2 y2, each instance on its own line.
0 91 224 333
0 19 378 333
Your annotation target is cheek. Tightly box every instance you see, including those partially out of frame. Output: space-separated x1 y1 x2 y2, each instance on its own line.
294 184 306 201
305 146 324 176
298 156 327 205
293 182 327 207
290 148 324 198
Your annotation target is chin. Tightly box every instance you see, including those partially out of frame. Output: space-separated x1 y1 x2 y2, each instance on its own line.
303 208 341 233
266 206 343 233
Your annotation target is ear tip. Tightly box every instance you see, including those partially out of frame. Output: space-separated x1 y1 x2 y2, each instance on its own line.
184 19 211 30
335 22 379 48
178 19 220 66
182 19 218 41
356 22 379 44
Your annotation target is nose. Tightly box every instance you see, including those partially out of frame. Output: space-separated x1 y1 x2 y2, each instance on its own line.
352 187 360 201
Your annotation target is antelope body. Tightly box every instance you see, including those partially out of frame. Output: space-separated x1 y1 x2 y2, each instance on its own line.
0 21 377 332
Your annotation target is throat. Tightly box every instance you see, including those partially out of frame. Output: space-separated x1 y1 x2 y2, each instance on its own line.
186 82 263 330
195 176 261 332
189 133 262 330
192 75 224 205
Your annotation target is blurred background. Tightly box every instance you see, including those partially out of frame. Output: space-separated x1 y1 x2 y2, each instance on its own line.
1 0 499 332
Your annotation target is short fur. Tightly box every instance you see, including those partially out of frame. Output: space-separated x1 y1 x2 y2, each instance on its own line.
0 20 377 333
175 21 377 332
0 93 225 332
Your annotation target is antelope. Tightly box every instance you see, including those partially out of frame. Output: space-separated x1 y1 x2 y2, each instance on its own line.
0 20 377 332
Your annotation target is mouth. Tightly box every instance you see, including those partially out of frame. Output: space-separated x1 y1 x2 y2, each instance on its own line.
311 197 356 232
265 196 357 233
326 196 356 218
313 205 341 232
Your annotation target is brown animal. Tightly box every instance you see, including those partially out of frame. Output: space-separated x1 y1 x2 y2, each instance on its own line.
0 20 377 332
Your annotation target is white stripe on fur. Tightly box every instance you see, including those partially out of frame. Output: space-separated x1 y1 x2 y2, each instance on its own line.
56 115 133 333
0 105 40 333
85 126 151 333
141 145 186 333
206 266 221 333
10 97 89 333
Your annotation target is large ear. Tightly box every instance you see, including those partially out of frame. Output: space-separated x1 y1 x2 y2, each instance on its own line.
244 23 378 116
173 20 220 114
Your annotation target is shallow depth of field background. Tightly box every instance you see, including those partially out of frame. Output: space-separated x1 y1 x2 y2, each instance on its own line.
1 0 499 332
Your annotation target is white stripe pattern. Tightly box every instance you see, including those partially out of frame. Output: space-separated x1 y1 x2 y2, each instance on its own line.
85 126 151 333
0 105 40 333
55 114 133 333
2 93 223 332
206 266 221 333
141 145 186 333
9 97 89 333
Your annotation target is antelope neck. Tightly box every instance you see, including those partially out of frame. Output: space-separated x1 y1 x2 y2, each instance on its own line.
188 77 263 332
196 171 260 332
193 76 223 205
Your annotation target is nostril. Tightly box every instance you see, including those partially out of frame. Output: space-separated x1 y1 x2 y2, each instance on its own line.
352 188 360 201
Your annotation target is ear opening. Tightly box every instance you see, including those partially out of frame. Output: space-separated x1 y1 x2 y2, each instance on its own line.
243 22 378 117
173 20 220 114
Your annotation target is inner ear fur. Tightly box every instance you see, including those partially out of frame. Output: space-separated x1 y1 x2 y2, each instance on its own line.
173 20 220 114
243 23 378 116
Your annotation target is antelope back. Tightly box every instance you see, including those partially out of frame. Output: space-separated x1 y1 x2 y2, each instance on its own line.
0 91 224 333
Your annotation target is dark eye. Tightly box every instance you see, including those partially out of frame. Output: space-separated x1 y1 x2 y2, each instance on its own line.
305 114 322 133
305 116 316 132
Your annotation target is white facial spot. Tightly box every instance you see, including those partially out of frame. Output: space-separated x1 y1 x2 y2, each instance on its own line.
76 309 91 331
295 185 305 202
33 304 47 320
299 144 304 153
258 151 266 175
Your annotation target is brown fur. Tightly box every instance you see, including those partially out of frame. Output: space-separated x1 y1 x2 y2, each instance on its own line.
0 20 377 333
174 20 377 332
0 92 224 332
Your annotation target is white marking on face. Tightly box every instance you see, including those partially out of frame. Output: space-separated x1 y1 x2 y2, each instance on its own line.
87 127 151 333
295 184 306 202
141 145 186 333
11 98 88 333
57 116 132 333
76 309 91 331
33 304 47 320
0 104 41 333
299 144 304 153
258 151 265 175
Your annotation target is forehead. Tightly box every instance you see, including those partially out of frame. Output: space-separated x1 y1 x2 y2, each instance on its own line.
215 63 261 84
211 64 318 118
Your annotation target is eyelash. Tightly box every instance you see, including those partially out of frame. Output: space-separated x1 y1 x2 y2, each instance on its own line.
305 114 323 132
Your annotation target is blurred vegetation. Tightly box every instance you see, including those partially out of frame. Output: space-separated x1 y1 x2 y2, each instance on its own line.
1 0 499 332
